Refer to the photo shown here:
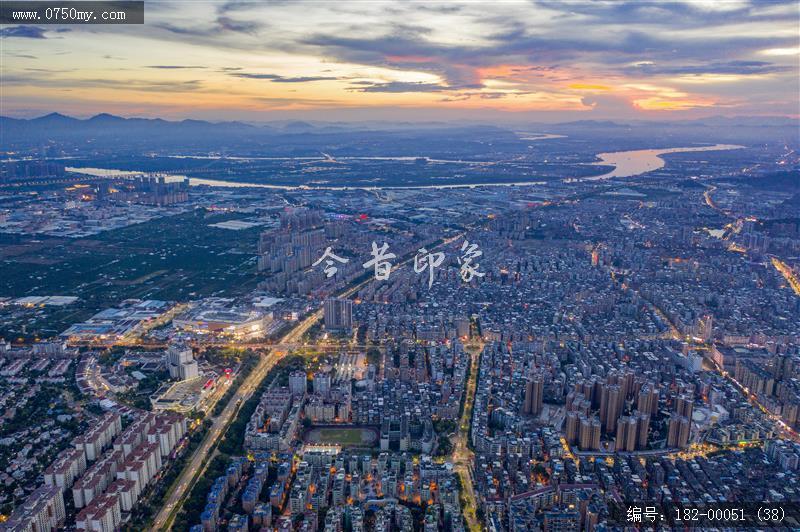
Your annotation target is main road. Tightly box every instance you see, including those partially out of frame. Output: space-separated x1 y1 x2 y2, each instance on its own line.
452 340 483 532
149 234 464 530
150 308 321 530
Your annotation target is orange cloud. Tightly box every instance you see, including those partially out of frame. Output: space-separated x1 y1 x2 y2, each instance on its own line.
568 83 612 91
633 97 716 111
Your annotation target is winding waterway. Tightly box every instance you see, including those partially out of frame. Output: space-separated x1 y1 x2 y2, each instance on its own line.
66 143 745 191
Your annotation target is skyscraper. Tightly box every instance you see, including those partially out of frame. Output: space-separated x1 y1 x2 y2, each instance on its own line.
289 371 307 397
313 371 332 398
667 414 691 448
637 385 659 416
166 344 199 381
579 415 601 451
578 415 592 451
679 416 691 448
591 418 602 450
676 394 694 420
636 411 650 450
522 373 544 416
615 416 637 452
600 384 622 434
698 314 713 342
565 411 579 445
615 417 629 451
324 298 353 331
616 412 650 452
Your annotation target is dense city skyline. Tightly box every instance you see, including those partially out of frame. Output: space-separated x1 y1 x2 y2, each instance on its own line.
1 2 799 531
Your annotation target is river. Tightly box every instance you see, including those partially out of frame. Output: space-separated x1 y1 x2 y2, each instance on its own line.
585 143 745 180
65 143 746 191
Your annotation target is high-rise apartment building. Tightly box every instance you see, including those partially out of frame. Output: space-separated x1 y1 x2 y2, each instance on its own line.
324 298 353 331
523 373 544 416
166 345 199 381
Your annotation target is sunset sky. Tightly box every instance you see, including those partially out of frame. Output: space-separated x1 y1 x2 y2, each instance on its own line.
1 0 798 122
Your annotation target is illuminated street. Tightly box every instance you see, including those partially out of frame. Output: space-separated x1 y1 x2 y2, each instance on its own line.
1 6 798 528
453 340 483 532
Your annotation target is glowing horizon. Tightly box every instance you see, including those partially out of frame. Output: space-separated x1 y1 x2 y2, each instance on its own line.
1 0 798 122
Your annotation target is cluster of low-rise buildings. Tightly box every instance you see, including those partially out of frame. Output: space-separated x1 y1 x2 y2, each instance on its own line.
0 186 192 238
0 342 85 512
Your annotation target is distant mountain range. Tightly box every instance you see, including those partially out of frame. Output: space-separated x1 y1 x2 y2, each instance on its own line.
1 111 259 135
0 112 515 154
1 112 796 153
3 112 797 131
